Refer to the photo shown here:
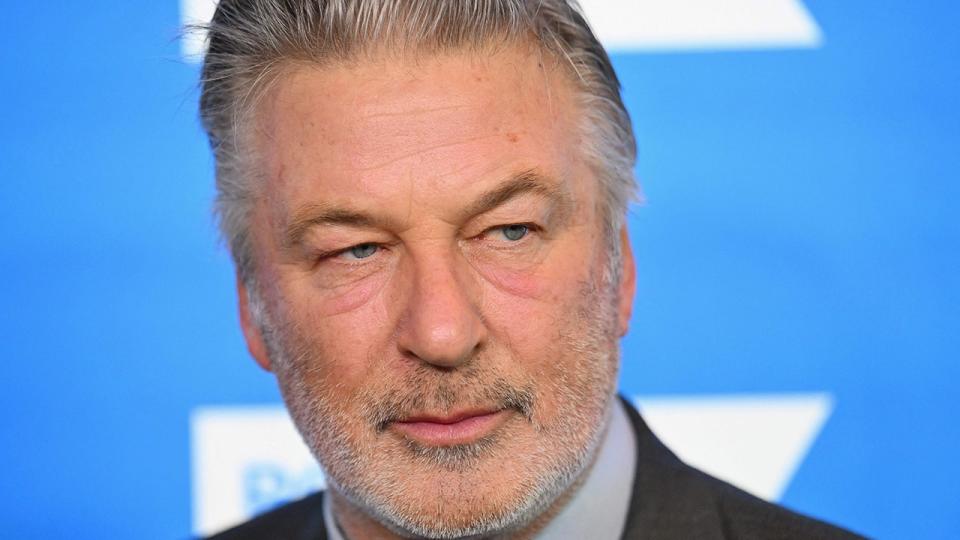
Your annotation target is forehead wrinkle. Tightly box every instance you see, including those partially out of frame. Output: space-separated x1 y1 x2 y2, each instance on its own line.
352 131 503 173
358 102 468 120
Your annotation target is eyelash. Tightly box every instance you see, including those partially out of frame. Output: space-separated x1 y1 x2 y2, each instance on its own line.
482 223 541 243
316 243 382 262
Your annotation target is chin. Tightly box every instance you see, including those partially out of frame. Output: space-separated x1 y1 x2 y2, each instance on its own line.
338 468 573 540
325 404 611 539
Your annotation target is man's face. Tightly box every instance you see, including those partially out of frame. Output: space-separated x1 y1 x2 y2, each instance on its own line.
241 45 635 537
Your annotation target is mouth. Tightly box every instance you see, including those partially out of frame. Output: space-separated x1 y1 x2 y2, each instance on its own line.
389 409 511 447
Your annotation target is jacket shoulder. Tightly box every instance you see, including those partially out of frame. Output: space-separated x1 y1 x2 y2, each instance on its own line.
618 396 865 539
715 481 864 540
672 465 864 539
203 492 327 540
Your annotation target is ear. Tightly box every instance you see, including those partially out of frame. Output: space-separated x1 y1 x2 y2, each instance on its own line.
237 273 274 372
616 224 636 337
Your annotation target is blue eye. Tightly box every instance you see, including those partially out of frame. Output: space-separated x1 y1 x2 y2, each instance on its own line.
500 224 529 241
348 243 378 259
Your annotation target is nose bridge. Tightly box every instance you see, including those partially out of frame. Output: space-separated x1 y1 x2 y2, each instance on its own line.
397 242 485 368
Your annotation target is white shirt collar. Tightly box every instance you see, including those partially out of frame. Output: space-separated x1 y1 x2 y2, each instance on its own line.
534 397 637 540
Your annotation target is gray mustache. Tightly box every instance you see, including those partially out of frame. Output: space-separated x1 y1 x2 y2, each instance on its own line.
368 377 536 432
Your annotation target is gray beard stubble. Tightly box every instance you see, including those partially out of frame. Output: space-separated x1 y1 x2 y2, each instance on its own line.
257 270 622 539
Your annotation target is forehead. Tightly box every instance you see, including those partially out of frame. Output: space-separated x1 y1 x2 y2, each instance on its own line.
253 45 588 218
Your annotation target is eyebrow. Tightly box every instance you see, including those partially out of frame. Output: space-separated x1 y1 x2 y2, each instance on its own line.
282 169 572 249
283 205 384 249
463 169 572 221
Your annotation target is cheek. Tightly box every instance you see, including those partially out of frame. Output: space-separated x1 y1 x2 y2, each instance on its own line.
480 274 573 366
475 265 549 299
485 292 579 423
473 232 596 303
471 240 587 301
313 272 391 316
278 277 395 383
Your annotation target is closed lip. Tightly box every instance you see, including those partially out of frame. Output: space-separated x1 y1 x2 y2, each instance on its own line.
397 408 500 425
390 408 510 446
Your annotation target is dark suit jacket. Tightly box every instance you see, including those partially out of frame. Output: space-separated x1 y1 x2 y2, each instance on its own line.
208 397 864 539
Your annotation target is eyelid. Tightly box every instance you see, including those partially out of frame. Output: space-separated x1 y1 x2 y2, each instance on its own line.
491 222 542 233
480 222 543 241
312 242 383 262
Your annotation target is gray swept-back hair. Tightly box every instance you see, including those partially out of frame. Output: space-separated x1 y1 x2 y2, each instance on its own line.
198 0 637 284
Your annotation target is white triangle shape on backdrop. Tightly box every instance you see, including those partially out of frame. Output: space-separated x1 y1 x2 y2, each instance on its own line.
180 0 823 59
634 393 834 501
578 0 823 50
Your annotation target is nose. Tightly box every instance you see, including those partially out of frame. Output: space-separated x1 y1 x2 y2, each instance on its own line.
396 252 486 369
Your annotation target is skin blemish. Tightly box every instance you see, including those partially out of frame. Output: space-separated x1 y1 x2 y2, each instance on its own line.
506 132 519 143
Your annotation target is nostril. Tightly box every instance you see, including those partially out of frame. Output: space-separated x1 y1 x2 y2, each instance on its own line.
395 255 488 369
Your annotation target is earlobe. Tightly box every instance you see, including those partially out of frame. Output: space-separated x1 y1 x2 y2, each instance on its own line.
616 225 636 337
237 275 274 372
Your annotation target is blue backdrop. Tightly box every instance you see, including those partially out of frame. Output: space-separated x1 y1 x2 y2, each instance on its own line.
1 1 957 538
